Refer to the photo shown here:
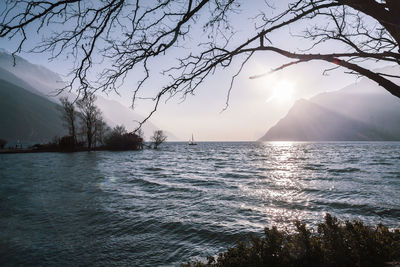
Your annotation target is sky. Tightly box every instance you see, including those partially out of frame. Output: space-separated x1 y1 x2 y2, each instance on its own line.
0 0 391 141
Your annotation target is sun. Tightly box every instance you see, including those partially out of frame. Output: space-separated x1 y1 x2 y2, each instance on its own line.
266 80 294 103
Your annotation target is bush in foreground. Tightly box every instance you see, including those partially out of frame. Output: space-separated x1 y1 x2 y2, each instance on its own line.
183 214 400 267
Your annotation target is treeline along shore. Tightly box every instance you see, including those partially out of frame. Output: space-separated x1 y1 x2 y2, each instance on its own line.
0 94 167 154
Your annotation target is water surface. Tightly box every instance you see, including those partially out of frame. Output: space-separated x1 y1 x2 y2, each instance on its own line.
1 142 399 266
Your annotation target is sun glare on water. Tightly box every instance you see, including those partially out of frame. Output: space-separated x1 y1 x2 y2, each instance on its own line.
266 80 295 103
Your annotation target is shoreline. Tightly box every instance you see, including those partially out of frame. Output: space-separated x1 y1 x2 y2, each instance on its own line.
0 147 142 154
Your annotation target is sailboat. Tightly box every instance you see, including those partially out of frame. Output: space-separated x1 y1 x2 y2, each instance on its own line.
188 134 197 145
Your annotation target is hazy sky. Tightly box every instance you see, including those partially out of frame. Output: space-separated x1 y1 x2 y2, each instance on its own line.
0 1 390 141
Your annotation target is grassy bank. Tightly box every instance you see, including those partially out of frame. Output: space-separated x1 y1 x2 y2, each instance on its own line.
184 214 400 267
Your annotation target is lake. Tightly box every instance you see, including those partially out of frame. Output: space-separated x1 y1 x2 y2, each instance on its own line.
1 142 399 266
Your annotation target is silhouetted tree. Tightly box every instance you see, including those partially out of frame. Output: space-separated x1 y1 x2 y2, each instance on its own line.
136 128 145 142
76 94 103 150
1 1 399 123
0 138 7 149
151 130 167 149
113 125 128 136
94 117 108 147
104 125 143 150
59 97 78 143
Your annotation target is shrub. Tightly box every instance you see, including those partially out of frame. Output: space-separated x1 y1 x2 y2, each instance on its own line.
183 214 400 267
0 138 6 149
104 131 143 150
151 130 167 149
58 135 76 151
31 142 59 152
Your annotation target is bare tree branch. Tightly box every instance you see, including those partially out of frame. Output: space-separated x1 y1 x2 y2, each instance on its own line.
1 0 400 125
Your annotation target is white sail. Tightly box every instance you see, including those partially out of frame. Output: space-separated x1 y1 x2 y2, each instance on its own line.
189 134 197 145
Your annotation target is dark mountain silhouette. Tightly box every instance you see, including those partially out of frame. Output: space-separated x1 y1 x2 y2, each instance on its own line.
259 99 395 141
309 83 400 138
0 78 66 142
0 49 180 140
260 66 400 141
0 67 46 97
0 49 64 96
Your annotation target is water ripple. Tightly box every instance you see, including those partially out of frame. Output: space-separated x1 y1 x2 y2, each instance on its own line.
1 142 400 266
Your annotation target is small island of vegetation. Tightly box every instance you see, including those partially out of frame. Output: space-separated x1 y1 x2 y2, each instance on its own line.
0 94 167 153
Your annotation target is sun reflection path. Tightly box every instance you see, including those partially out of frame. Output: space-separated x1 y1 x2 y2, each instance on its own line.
238 142 322 230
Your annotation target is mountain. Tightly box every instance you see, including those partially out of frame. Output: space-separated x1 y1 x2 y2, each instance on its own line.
0 49 179 140
259 68 400 141
0 79 66 142
309 75 400 138
259 99 395 141
0 49 63 97
0 67 46 97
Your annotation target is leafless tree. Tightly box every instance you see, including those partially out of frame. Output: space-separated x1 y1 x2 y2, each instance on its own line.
1 0 399 125
112 125 128 136
94 117 109 147
76 94 102 150
151 130 167 149
59 97 78 143
136 128 144 141
0 138 7 149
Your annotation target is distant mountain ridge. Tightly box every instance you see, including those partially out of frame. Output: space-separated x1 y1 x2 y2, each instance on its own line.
0 50 179 140
260 99 396 141
259 67 400 141
0 67 45 97
0 78 65 142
